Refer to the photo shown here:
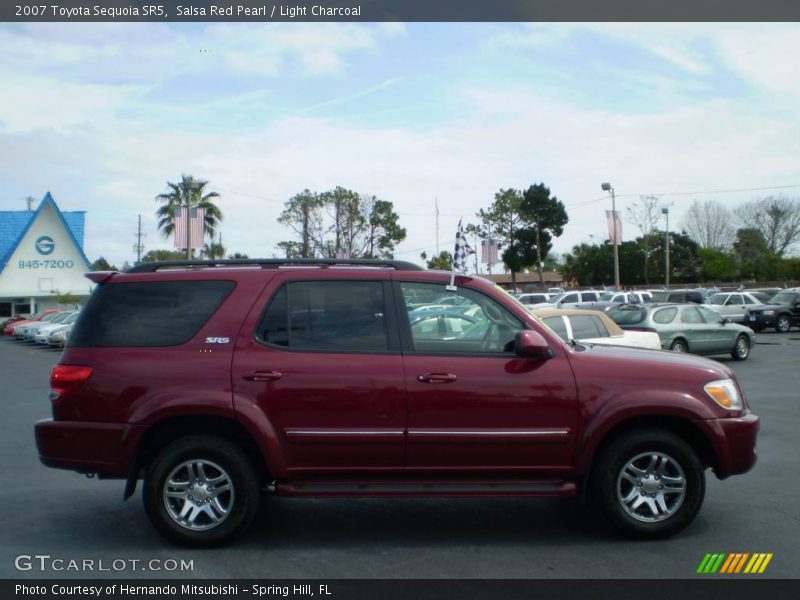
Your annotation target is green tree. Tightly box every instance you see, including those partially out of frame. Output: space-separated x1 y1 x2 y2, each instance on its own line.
91 256 118 271
520 183 569 285
420 250 452 270
733 228 778 281
141 249 187 263
277 188 406 259
649 232 702 284
698 248 738 282
227 252 250 259
201 241 226 259
52 291 81 308
735 195 800 256
625 195 666 285
156 174 223 258
474 189 526 288
277 189 322 258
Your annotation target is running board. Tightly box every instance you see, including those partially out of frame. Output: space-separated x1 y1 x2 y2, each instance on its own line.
277 480 577 497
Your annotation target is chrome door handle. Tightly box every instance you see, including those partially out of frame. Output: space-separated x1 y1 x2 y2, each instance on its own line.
417 372 458 384
242 371 283 381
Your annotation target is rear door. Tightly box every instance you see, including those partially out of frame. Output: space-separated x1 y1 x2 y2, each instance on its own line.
232 271 406 476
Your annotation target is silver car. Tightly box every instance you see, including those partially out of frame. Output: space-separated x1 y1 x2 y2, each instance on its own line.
703 292 763 323
609 303 754 360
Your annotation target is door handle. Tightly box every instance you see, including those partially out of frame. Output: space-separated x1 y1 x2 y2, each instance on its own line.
417 372 458 384
242 370 283 382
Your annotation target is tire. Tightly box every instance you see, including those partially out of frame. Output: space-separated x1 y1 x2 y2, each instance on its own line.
143 435 260 547
775 315 791 333
591 429 705 539
670 339 688 353
731 334 750 361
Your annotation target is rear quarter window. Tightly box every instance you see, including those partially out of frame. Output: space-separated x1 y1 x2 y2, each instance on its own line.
609 306 647 325
69 280 235 347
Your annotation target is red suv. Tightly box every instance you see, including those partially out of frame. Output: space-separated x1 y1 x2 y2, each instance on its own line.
35 259 759 545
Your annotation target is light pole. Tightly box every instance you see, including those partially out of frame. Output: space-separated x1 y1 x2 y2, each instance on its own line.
601 182 620 289
662 207 670 288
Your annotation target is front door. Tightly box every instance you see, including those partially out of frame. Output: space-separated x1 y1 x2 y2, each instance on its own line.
396 280 578 476
232 272 406 477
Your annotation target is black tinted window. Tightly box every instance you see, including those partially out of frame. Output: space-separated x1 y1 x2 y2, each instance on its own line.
542 316 568 341
570 315 607 338
257 281 388 352
70 280 235 347
609 306 647 325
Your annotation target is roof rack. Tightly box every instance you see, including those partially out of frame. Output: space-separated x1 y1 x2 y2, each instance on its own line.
126 258 425 273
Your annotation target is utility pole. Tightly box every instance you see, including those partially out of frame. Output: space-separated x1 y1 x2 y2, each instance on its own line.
133 214 145 265
435 197 440 256
601 182 620 289
662 207 670 288
185 205 192 260
25 196 36 211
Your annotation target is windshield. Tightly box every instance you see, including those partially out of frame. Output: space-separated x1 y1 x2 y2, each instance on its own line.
771 292 796 305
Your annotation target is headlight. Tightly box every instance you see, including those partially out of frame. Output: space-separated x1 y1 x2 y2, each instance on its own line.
704 379 742 410
763 310 775 315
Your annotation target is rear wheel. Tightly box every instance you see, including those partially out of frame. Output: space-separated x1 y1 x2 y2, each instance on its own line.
775 315 791 333
143 435 260 546
670 339 688 353
592 429 705 538
732 335 750 361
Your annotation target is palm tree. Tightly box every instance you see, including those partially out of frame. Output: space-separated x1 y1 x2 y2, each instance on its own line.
156 175 223 258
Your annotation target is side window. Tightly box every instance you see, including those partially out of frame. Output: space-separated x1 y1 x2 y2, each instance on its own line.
541 316 569 342
400 282 522 354
681 307 703 324
727 294 743 305
743 295 756 305
561 293 579 304
582 292 598 302
256 281 389 352
69 281 235 347
653 307 678 324
569 315 607 339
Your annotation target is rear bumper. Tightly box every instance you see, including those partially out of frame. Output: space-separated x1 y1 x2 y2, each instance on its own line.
35 419 140 477
694 412 759 479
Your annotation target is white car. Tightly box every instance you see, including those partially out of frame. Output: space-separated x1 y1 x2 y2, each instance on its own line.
703 292 763 323
33 311 80 344
530 290 601 310
516 292 554 306
16 311 73 340
533 308 661 350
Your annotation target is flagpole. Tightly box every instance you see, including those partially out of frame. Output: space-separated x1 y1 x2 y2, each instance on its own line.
435 197 439 256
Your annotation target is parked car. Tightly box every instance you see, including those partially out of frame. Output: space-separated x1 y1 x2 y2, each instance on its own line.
14 310 69 340
21 310 76 341
598 291 651 304
516 292 554 306
408 310 479 340
744 288 800 333
609 303 754 360
35 259 758 545
46 324 73 348
531 290 601 309
703 292 763 323
532 308 661 350
650 290 713 304
3 309 61 337
747 287 781 301
34 311 81 344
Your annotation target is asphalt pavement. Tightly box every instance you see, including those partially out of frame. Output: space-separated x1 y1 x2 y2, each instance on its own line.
1 333 798 580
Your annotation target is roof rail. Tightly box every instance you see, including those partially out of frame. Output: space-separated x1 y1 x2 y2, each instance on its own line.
126 258 425 273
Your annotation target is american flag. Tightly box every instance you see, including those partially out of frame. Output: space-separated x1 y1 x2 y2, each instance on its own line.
173 206 205 249
453 219 475 275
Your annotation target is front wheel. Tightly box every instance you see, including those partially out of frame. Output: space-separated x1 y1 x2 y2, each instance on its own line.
592 429 705 538
670 339 688 353
143 435 260 546
775 315 791 333
732 335 750 361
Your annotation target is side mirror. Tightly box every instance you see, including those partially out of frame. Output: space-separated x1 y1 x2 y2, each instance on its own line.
515 330 553 360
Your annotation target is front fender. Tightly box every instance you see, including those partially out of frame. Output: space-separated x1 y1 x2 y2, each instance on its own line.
575 388 718 477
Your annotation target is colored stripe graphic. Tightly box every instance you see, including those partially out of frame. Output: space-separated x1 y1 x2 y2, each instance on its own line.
699 553 773 574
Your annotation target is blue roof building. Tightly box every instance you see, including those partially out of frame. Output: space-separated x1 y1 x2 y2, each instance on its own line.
0 193 93 317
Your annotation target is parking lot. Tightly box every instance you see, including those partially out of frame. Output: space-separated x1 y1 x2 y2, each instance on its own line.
1 333 799 580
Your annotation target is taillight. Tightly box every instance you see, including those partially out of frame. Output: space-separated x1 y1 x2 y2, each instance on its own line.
50 364 92 401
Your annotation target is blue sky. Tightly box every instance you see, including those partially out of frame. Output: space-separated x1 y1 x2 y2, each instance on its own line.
1 22 799 267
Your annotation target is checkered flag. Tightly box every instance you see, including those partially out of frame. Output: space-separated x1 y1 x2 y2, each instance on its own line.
453 219 475 275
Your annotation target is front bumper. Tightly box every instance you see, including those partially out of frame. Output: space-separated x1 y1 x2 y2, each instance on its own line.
746 314 776 328
35 419 143 477
693 412 759 479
